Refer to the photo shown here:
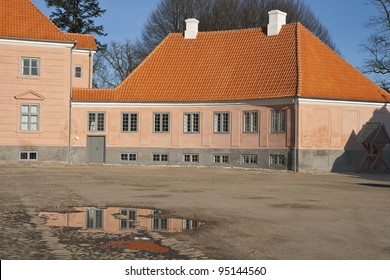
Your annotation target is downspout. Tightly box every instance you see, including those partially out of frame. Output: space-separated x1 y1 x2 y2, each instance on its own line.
293 98 299 172
68 43 76 164
88 49 92 88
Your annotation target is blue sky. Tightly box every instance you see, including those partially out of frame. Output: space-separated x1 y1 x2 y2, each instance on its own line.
31 0 378 70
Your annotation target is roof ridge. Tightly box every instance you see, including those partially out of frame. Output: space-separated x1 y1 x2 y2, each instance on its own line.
168 22 299 36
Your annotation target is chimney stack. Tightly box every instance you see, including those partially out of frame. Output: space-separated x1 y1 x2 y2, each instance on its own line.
267 10 287 36
185 18 199 39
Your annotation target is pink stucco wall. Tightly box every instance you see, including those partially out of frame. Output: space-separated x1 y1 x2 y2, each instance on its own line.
71 104 293 149
0 41 93 148
298 102 390 150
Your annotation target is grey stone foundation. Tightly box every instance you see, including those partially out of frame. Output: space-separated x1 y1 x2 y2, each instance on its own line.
0 146 69 164
298 149 390 173
71 146 292 170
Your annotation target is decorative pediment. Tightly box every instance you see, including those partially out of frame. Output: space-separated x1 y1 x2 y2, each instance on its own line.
14 90 45 100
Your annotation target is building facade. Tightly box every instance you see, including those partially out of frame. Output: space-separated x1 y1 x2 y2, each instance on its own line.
1 0 389 172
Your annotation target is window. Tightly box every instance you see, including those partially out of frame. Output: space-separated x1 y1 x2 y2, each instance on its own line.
19 151 38 161
183 154 199 163
22 57 40 76
75 66 82 78
153 218 168 230
271 110 286 133
88 112 105 131
270 155 286 166
242 155 258 165
122 113 138 132
86 208 103 229
213 154 229 164
243 111 258 133
153 113 170 132
120 209 137 229
121 153 137 162
20 104 39 131
213 112 229 133
153 154 169 162
183 113 200 133
183 219 198 229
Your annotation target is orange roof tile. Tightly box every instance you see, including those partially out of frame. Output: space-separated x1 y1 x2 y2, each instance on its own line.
0 0 96 49
298 23 389 102
64 33 97 50
73 23 390 103
0 0 70 42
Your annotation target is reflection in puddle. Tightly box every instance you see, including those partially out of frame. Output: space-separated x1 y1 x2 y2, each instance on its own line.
39 207 200 233
38 207 200 254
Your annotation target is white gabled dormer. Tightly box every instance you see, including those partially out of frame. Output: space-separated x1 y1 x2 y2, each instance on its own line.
268 10 287 36
185 18 199 39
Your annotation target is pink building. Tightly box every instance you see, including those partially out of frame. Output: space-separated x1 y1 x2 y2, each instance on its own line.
1 0 389 172
0 0 96 162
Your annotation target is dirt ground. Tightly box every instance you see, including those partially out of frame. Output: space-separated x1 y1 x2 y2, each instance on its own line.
1 163 390 260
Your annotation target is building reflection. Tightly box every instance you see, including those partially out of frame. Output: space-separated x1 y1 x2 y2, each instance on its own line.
38 207 199 233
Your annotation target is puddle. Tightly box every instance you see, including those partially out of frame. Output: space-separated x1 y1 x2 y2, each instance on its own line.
38 207 201 255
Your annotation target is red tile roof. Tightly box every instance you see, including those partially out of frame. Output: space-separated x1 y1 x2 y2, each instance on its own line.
0 0 96 50
72 23 390 103
64 33 97 50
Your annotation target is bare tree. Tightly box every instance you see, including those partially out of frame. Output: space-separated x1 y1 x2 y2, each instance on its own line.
135 0 338 61
361 0 389 91
93 40 139 88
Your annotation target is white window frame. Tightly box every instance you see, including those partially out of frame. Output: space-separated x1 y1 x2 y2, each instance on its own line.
213 112 230 133
21 57 40 77
183 154 199 163
75 65 82 78
153 113 170 132
19 151 38 161
20 104 39 131
213 154 229 164
270 155 286 166
271 110 286 133
120 153 137 162
183 113 200 133
86 208 104 229
121 112 138 132
243 111 258 133
153 153 169 162
242 154 258 165
88 112 105 132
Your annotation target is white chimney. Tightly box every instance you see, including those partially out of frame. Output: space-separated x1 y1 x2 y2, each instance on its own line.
185 18 199 39
267 10 287 36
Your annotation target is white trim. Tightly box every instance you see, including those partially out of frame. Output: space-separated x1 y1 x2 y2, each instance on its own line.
298 98 389 107
73 49 97 55
72 98 295 108
0 38 74 48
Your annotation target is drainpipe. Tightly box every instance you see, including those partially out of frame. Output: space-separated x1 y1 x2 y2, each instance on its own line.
68 43 76 164
293 98 299 172
88 49 92 88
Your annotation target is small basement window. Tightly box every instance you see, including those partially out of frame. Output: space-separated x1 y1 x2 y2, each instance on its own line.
20 151 38 161
121 153 137 162
213 154 229 164
242 155 258 165
153 154 169 162
270 155 285 166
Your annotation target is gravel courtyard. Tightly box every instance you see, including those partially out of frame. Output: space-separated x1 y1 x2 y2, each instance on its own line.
1 164 389 260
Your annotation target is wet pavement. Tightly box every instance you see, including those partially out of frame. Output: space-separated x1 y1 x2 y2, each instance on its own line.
1 204 207 260
1 164 390 260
